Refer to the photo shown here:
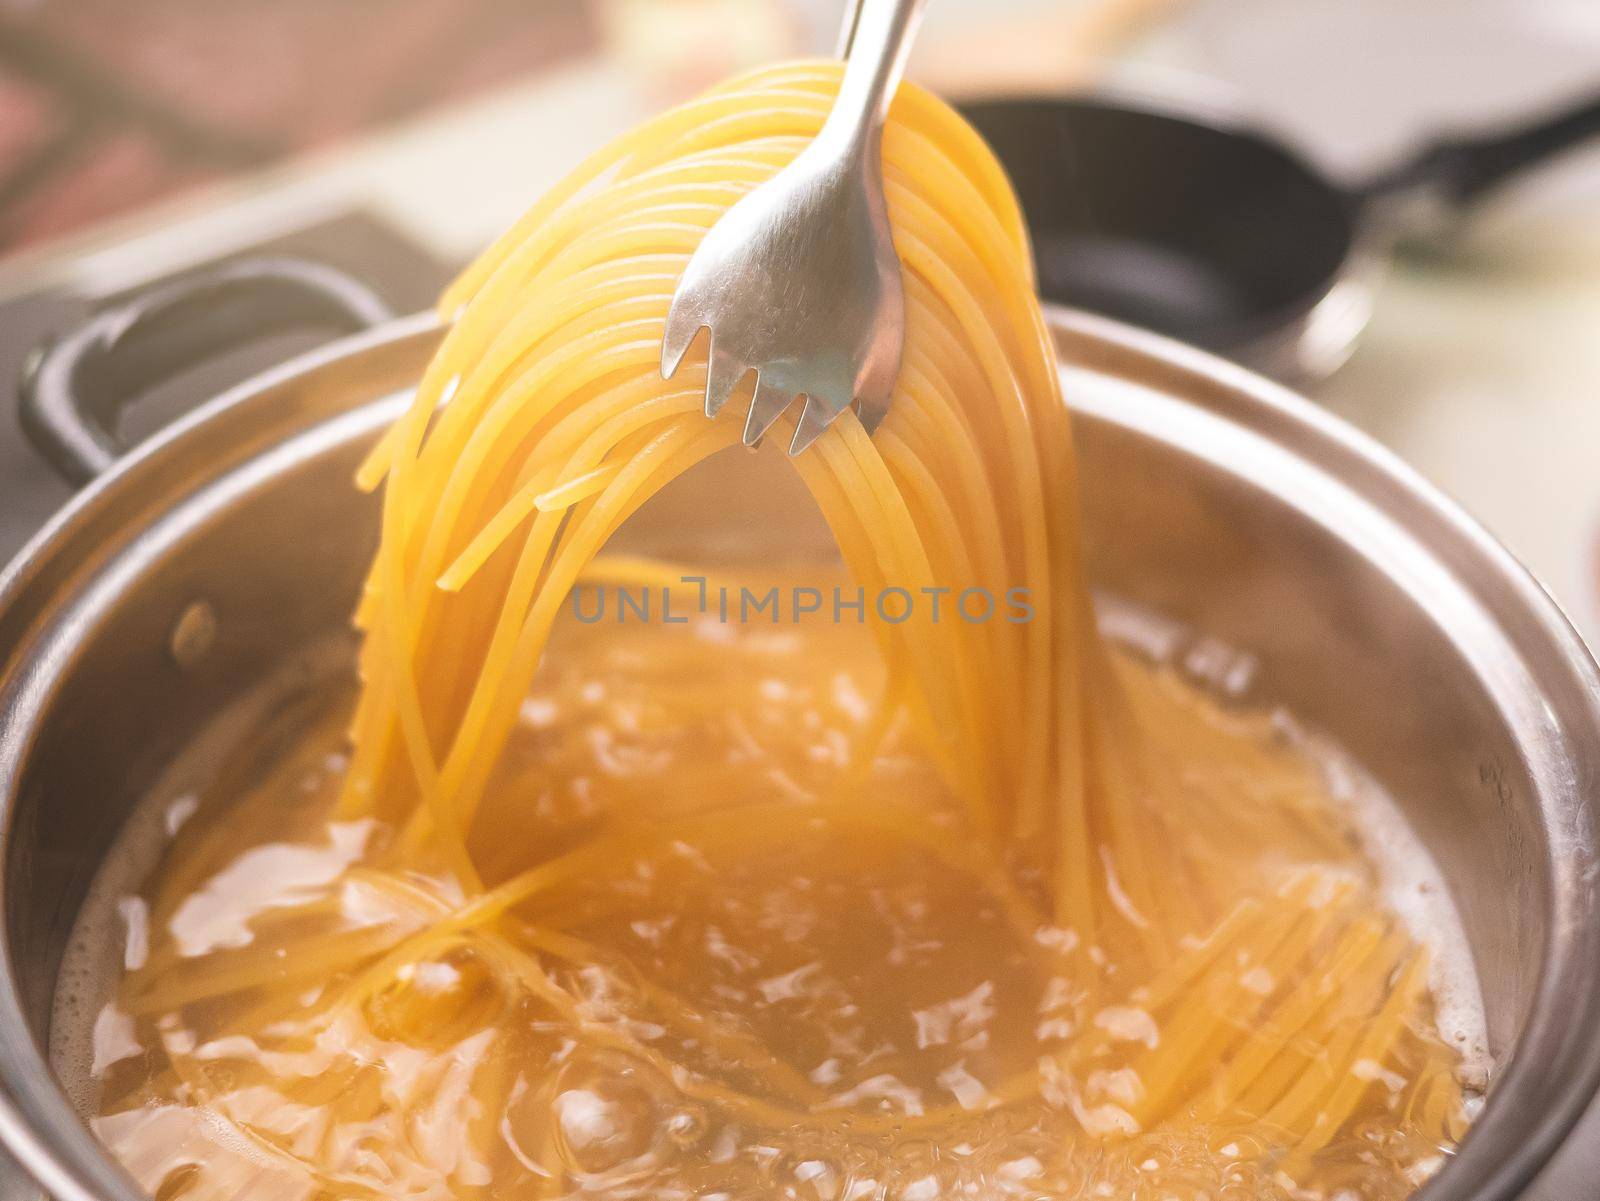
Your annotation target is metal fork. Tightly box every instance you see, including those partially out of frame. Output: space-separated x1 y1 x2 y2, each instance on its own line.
659 0 928 455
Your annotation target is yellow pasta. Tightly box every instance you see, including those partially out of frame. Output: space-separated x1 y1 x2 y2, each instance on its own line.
82 62 1474 1201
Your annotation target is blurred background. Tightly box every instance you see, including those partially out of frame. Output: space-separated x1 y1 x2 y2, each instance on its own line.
0 0 1597 650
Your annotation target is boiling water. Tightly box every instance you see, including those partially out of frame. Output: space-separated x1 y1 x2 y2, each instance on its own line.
53 600 1485 1201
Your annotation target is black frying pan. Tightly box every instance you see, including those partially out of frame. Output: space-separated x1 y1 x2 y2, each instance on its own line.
958 90 1600 379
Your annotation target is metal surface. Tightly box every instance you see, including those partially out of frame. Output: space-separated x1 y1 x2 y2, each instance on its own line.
958 89 1600 382
17 257 393 485
0 209 456 572
0 311 1598 1201
835 0 864 57
660 0 925 454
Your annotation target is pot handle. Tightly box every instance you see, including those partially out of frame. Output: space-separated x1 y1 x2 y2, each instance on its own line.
17 256 394 485
1361 90 1600 211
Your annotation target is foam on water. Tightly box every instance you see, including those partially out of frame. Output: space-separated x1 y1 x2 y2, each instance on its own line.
50 605 1493 1134
51 788 176 1115
49 638 352 1114
1097 595 1491 1092
1304 727 1492 1090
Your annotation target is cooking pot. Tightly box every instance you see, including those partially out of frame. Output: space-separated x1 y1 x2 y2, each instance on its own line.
0 258 1597 1201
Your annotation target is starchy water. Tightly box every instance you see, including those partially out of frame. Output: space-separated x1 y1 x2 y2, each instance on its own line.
53 597 1484 1201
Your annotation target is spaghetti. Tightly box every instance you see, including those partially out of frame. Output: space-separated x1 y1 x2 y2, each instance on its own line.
79 62 1475 1201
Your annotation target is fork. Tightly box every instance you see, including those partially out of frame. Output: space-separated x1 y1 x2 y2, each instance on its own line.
659 0 929 455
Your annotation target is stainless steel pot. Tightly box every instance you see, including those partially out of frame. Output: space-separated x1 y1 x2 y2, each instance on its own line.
0 262 1598 1201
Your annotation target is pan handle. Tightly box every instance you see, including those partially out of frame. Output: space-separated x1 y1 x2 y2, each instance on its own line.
1364 90 1600 211
17 256 393 485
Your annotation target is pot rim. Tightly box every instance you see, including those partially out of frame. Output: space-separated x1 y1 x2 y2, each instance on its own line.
0 309 1597 1201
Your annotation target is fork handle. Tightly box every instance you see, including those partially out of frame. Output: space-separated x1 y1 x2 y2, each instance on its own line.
827 0 929 141
835 0 864 57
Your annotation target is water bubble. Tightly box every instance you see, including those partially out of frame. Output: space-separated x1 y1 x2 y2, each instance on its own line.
363 944 502 1047
784 1154 845 1201
550 1051 670 1178
152 1163 202 1201
664 1105 710 1150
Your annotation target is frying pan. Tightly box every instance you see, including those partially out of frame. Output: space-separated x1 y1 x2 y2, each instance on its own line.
959 89 1600 378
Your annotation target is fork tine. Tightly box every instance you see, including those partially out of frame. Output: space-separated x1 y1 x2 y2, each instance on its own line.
705 347 750 418
660 304 702 380
852 350 897 435
743 375 795 446
788 395 837 456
